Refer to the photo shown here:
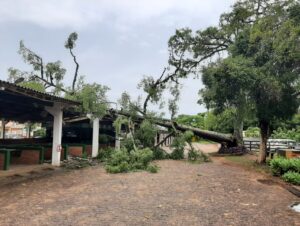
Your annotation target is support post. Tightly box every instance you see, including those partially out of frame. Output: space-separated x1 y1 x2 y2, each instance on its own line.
92 117 100 158
45 104 63 166
1 118 5 139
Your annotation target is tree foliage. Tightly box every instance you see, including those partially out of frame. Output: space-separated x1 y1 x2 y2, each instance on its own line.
168 0 300 163
8 32 110 119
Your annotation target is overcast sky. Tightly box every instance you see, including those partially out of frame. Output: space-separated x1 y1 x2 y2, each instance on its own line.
0 0 235 116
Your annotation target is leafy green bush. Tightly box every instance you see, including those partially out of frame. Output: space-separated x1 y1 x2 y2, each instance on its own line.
244 127 260 138
188 150 211 163
121 138 139 151
188 149 200 161
269 157 300 176
271 127 300 142
105 148 130 174
170 135 185 160
282 171 300 185
135 120 157 148
97 147 116 162
152 147 167 160
290 158 300 172
130 148 153 168
147 164 159 173
269 157 292 176
104 148 156 173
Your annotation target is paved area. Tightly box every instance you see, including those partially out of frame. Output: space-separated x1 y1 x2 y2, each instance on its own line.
0 158 299 226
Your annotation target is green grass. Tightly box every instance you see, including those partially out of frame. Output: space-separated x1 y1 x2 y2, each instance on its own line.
224 156 271 174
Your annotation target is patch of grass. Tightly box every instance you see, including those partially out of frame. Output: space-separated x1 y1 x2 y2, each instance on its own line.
224 156 270 174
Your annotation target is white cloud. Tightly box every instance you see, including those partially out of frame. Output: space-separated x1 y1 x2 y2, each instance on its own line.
0 0 235 29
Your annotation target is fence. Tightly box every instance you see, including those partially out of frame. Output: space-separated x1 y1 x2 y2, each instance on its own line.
243 139 297 152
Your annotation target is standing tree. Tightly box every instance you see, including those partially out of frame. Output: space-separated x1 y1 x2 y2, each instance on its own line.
167 0 294 147
168 0 300 162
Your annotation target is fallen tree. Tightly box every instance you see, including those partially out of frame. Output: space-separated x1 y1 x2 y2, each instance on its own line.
110 109 237 147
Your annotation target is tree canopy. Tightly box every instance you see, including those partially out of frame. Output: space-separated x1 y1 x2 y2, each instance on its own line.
168 0 300 162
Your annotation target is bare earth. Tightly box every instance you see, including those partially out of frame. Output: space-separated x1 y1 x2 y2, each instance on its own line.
0 152 299 225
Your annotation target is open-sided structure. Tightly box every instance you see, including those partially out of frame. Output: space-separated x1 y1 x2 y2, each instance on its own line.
0 80 80 166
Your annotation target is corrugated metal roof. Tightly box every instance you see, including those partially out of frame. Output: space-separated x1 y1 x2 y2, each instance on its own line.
0 79 80 105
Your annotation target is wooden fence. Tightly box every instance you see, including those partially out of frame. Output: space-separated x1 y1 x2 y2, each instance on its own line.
243 139 297 152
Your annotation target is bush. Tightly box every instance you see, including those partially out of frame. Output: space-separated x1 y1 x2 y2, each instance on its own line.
135 120 157 148
106 163 129 174
271 127 300 142
147 164 159 173
290 158 300 172
170 148 184 160
270 157 300 176
282 171 300 185
121 138 136 151
97 147 116 162
269 157 292 176
188 149 200 161
108 149 130 166
152 147 167 160
170 136 185 160
244 127 260 138
188 149 211 163
104 148 156 173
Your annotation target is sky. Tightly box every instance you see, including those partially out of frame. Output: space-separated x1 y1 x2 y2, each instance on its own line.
0 0 235 116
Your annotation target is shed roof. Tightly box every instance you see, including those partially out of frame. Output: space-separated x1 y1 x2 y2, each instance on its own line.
0 80 80 122
0 80 79 105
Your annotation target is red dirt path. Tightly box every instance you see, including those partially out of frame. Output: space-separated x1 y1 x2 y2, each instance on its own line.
0 158 299 226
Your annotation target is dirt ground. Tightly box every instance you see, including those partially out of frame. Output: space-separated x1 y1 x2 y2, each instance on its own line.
0 146 299 226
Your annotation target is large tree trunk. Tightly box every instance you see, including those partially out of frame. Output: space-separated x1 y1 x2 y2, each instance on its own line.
233 102 246 147
114 110 236 146
258 120 269 164
233 113 244 147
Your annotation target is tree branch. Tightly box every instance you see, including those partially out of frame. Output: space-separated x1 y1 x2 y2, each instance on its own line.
155 131 174 148
70 49 79 92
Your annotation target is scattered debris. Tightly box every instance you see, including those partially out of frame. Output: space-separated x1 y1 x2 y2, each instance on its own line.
218 144 249 155
61 156 98 169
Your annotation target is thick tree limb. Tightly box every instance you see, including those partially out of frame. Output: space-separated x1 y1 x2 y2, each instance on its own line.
70 49 79 92
155 131 174 148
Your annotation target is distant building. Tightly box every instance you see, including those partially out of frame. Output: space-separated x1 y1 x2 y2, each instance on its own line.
0 121 41 139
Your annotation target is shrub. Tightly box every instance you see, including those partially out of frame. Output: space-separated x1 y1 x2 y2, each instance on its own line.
244 127 260 138
269 157 291 176
188 149 211 163
290 158 300 173
170 136 185 160
152 147 167 160
147 164 159 173
188 149 200 161
130 148 153 167
135 120 157 148
97 147 116 162
269 157 300 176
121 138 136 151
282 171 300 185
170 148 184 160
104 148 156 173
